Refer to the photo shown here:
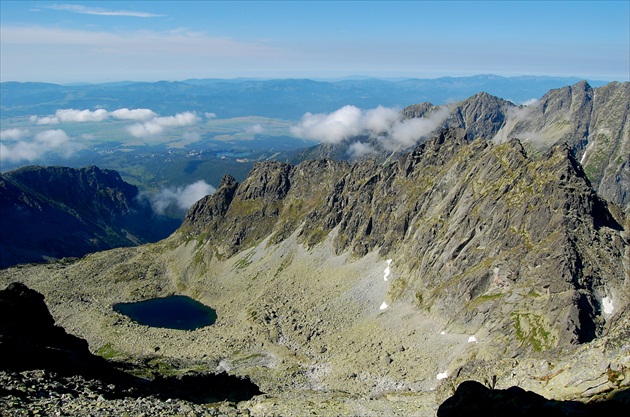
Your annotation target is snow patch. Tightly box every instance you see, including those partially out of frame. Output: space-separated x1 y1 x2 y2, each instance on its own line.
468 336 477 343
379 301 388 310
383 259 392 281
580 142 595 165
436 371 448 380
602 297 614 315
440 331 446 335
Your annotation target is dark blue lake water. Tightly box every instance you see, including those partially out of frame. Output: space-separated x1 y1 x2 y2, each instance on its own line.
113 295 217 330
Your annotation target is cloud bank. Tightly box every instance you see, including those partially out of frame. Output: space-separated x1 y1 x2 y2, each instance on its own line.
347 141 377 160
30 108 158 125
28 108 200 139
0 129 78 163
147 180 216 215
127 112 201 138
291 105 449 152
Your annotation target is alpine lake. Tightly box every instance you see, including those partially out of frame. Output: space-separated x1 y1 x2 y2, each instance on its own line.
113 295 217 331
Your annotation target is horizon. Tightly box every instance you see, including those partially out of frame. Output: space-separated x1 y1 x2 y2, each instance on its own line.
0 73 617 87
1 1 628 84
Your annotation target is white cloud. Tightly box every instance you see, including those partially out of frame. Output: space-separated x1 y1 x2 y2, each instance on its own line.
347 141 377 160
127 112 201 138
56 108 109 122
127 122 164 138
29 115 60 125
521 98 539 106
25 108 200 140
291 105 364 144
0 128 30 140
110 108 157 121
250 124 264 134
205 112 217 119
363 106 401 133
382 107 449 151
0 129 77 162
153 112 200 127
29 108 156 125
148 180 216 214
292 105 449 151
34 129 70 147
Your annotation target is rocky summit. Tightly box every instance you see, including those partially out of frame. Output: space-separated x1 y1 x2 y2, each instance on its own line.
1 122 628 415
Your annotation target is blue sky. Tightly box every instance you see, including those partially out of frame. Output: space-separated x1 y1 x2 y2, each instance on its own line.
1 1 628 83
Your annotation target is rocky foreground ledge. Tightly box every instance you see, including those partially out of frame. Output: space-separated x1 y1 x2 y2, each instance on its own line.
1 281 628 416
0 282 259 416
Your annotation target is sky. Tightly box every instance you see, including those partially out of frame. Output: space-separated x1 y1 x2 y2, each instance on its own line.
0 1 629 84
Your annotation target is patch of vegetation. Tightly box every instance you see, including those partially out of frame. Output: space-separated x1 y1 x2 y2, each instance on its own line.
227 199 265 217
300 227 330 247
584 134 612 185
96 342 125 360
414 291 423 307
467 292 504 310
147 357 178 376
235 250 255 270
232 353 265 366
274 251 294 278
192 247 208 267
387 278 408 303
511 312 556 352
526 289 542 298
246 306 259 322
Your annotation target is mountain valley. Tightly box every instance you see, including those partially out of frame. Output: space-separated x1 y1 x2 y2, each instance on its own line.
0 80 629 416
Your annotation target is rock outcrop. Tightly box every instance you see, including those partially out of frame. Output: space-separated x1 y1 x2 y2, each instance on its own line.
490 81 630 209
0 281 106 375
438 380 629 417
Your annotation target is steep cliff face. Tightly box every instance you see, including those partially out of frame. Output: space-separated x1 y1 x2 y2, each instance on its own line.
182 128 627 352
442 81 629 208
0 166 180 268
183 159 351 257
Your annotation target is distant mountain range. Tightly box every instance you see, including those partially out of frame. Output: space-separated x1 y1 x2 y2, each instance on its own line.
0 75 610 119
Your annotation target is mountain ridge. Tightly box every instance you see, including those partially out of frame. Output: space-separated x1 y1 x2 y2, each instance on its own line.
0 165 179 268
297 80 629 210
